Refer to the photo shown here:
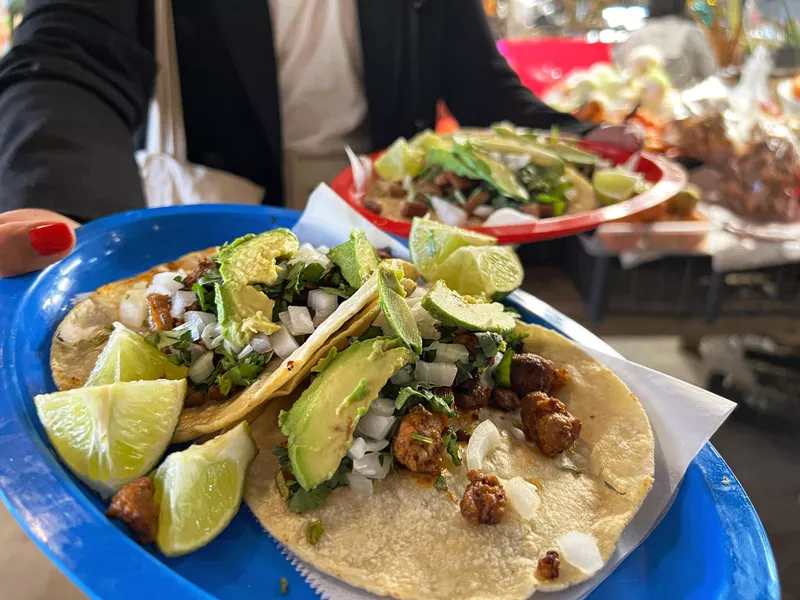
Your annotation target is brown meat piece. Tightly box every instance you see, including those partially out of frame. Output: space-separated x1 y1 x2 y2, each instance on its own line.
207 385 226 402
456 428 471 442
520 392 582 457
491 387 521 411
387 182 407 198
392 406 447 474
435 170 474 191
414 180 443 196
401 200 429 218
362 198 383 215
106 477 160 544
454 379 492 410
184 387 206 408
460 470 507 525
464 190 491 215
510 353 556 397
537 551 560 580
518 203 555 219
453 331 480 356
182 257 214 288
146 293 173 331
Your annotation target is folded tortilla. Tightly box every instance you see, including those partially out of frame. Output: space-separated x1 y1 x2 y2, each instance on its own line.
50 247 385 443
244 323 654 599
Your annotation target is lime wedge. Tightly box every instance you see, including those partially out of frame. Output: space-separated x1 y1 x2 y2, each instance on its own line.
377 264 422 354
329 230 380 288
422 281 516 334
374 138 426 181
34 379 186 497
593 168 642 206
85 323 188 387
409 129 449 152
152 422 258 557
408 217 497 281
434 246 524 298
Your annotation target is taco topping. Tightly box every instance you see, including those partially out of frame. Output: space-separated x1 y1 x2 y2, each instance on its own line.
510 353 557 397
520 392 582 457
491 386 521 411
147 293 174 331
460 470 507 525
454 378 492 410
537 551 561 580
392 405 448 474
105 476 160 545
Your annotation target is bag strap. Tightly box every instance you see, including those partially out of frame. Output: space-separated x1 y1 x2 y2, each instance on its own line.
144 0 187 161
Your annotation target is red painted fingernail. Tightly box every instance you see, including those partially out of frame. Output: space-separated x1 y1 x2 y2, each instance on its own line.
28 222 74 256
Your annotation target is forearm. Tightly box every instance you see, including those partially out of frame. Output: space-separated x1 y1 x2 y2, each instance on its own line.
0 0 154 219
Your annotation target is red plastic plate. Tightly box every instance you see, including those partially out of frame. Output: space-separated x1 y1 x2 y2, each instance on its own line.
330 141 687 244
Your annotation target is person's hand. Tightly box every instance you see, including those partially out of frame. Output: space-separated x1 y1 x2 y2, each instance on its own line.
584 124 644 153
0 209 79 278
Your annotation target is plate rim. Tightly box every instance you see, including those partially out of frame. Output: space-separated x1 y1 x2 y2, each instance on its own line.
0 205 779 600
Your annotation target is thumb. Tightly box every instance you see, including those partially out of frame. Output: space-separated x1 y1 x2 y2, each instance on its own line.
0 220 77 278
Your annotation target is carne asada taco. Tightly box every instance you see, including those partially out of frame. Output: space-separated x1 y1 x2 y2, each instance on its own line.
244 273 654 599
51 228 416 442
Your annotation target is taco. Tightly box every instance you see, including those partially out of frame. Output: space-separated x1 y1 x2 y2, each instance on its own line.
244 278 654 599
51 227 416 442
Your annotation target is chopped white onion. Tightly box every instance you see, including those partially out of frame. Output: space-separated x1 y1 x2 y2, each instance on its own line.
479 352 504 389
345 146 373 194
429 342 469 364
146 283 177 297
288 243 331 270
152 272 185 294
362 437 390 452
431 195 468 227
352 451 391 479
356 412 396 440
405 295 423 309
184 311 215 329
119 289 147 329
503 476 541 520
223 339 244 356
347 471 374 496
558 531 604 575
316 245 330 255
188 351 215 384
502 153 531 170
279 306 315 336
466 419 502 471
473 205 494 218
312 308 335 328
415 361 457 387
189 343 207 363
270 327 299 359
201 322 224 349
172 320 203 341
411 304 441 340
409 287 427 299
390 367 412 385
237 344 254 360
170 291 198 319
250 333 273 354
483 208 539 227
368 397 396 417
509 426 526 442
308 288 339 314
347 437 368 460
372 311 393 336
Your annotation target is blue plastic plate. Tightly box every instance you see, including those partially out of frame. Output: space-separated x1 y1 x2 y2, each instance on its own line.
0 206 779 600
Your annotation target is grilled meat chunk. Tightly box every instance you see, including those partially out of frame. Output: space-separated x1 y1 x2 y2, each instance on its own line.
146 293 173 331
454 379 492 410
460 470 507 525
520 392 582 457
510 353 556 397
392 406 448 474
537 551 560 580
106 477 160 544
491 387 521 411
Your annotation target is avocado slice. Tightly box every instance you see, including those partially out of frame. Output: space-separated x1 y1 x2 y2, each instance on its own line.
377 264 422 354
216 229 300 346
473 132 566 174
279 337 416 490
328 230 380 288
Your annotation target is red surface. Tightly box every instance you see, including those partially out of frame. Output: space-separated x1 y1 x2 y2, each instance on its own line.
329 141 687 244
496 38 612 97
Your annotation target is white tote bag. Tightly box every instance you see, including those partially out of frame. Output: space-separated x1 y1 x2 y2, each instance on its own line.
135 0 265 207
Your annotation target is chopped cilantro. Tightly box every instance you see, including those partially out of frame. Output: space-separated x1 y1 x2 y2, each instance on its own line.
454 360 475 385
275 450 351 514
216 351 272 397
192 283 214 313
443 430 462 466
197 264 222 286
476 331 504 358
411 433 434 444
394 385 457 418
306 520 325 545
166 354 183 366
144 332 159 347
434 475 448 491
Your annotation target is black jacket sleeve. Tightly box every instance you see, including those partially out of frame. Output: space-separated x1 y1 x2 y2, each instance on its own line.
0 0 154 220
440 0 593 135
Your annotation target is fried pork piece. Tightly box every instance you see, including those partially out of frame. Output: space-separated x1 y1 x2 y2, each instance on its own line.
491 386 520 411
106 477 160 544
182 256 214 288
460 470 507 525
520 392 582 457
510 353 556 397
453 378 492 410
362 198 383 215
537 551 560 580
392 405 448 474
146 293 173 331
401 199 429 218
